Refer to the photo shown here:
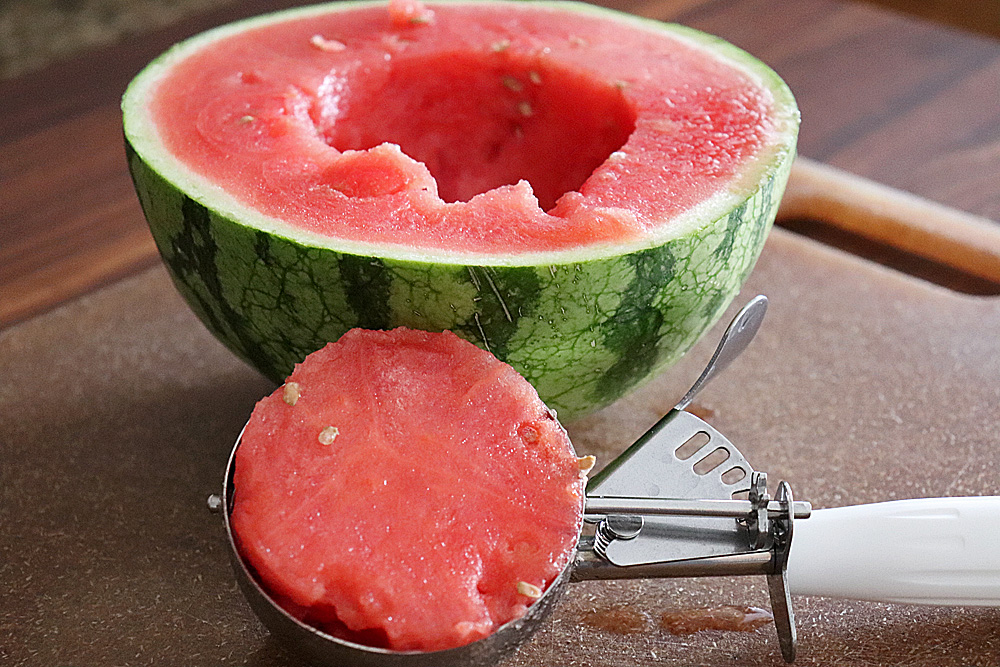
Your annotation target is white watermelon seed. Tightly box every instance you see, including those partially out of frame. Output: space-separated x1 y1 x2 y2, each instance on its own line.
501 76 523 92
516 581 543 599
319 426 340 445
283 382 301 405
310 34 347 52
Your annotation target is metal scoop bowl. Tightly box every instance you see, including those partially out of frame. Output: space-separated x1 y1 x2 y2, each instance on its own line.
219 441 573 667
212 297 774 666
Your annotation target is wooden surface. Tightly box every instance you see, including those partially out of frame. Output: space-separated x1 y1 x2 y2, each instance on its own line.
780 158 1000 293
2 0 1000 327
859 0 1000 40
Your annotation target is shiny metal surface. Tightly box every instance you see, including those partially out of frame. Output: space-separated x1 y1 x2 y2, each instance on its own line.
673 295 768 412
584 497 811 520
586 409 761 567
767 481 798 663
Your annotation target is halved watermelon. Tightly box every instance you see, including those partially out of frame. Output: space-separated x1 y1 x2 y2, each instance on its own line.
123 1 799 418
230 327 587 651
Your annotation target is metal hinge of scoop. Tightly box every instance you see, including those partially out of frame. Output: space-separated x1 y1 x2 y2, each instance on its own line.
571 295 810 663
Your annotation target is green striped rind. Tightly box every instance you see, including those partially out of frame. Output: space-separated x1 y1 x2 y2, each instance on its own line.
127 138 789 418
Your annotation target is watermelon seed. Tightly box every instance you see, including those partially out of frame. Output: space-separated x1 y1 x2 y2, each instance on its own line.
502 76 523 92
238 115 255 124
310 34 347 52
569 35 588 48
529 70 542 85
283 382 301 406
518 423 540 445
577 455 596 474
614 80 629 91
381 34 410 51
319 426 340 445
518 101 534 118
491 39 511 52
516 581 543 599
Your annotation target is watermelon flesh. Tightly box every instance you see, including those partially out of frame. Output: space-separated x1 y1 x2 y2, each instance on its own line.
150 2 777 253
231 328 587 651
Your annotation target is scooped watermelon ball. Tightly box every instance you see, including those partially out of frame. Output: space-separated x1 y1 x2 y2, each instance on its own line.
231 328 592 652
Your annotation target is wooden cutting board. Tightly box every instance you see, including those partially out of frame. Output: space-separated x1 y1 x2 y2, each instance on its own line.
2 165 999 666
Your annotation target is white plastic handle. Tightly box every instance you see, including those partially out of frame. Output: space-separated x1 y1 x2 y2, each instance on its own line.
786 497 1000 605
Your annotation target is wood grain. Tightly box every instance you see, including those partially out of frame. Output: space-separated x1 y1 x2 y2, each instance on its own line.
676 0 1000 216
859 0 1000 40
1 0 999 328
781 158 1000 287
0 106 159 326
0 0 304 144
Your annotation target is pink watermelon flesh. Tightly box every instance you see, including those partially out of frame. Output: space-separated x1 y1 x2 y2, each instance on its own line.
231 328 587 651
150 3 774 253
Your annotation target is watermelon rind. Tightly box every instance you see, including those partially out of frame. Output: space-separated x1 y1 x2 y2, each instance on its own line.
123 0 798 418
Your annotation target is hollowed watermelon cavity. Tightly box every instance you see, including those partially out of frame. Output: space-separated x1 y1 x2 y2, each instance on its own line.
124 0 799 417
324 51 636 211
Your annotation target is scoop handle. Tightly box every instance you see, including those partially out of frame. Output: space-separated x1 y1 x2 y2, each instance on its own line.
785 496 1000 605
